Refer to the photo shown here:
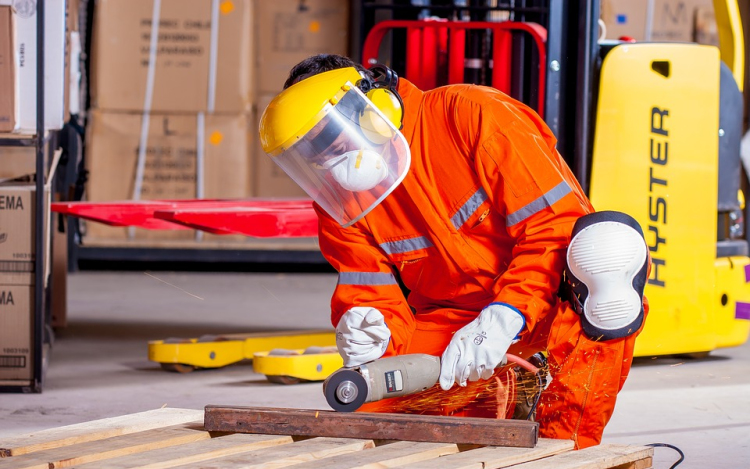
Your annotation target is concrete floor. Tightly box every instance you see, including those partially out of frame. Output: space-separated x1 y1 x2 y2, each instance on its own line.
0 271 749 468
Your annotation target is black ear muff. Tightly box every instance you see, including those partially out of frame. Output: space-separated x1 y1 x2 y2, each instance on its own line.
358 64 404 131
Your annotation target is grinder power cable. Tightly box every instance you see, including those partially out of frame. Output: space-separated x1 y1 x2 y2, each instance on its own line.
323 353 540 412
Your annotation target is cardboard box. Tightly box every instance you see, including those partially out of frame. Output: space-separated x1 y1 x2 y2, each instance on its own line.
0 6 14 132
0 0 67 134
255 0 349 94
84 110 252 241
694 6 719 46
0 144 45 181
253 93 308 198
601 0 715 43
651 0 707 42
0 284 33 381
0 149 58 285
91 0 252 113
600 0 650 41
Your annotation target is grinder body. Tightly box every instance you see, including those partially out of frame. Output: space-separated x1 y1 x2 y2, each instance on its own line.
323 354 440 412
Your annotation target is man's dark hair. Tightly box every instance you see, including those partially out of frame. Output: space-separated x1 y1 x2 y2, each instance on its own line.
283 54 370 89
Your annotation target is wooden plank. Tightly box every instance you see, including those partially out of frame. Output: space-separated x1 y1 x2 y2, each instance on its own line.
611 457 653 469
0 408 203 457
0 422 210 469
288 441 459 469
172 437 375 469
204 406 539 448
71 433 294 469
510 444 654 469
394 438 574 469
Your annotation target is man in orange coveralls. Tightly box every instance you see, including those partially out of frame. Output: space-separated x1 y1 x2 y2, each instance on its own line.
258 54 650 449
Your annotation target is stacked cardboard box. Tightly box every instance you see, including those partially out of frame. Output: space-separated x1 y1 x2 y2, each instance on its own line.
86 0 254 242
85 0 350 245
0 0 76 346
0 151 58 383
85 110 252 241
252 0 350 198
601 0 718 44
0 143 70 328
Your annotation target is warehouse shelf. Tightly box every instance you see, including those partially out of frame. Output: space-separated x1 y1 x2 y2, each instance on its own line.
0 1 52 393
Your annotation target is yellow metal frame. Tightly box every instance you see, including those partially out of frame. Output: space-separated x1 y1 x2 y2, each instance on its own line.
253 350 343 382
148 330 335 370
713 0 745 90
590 42 750 356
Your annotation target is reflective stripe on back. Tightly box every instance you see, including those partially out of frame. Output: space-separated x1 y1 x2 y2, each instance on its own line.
506 181 572 226
451 188 489 230
338 272 398 286
379 236 433 255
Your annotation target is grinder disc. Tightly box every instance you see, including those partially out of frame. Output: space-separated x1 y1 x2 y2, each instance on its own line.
324 369 368 412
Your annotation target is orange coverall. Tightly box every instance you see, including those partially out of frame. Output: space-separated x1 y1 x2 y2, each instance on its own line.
316 78 646 449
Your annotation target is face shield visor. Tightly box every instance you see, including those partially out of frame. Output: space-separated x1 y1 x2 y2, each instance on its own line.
271 85 410 227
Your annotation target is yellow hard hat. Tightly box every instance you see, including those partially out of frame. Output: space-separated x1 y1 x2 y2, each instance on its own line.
259 67 364 156
257 66 411 227
259 67 404 156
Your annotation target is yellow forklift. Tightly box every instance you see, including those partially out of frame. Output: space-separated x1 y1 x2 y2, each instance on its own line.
352 0 750 357
590 1 749 356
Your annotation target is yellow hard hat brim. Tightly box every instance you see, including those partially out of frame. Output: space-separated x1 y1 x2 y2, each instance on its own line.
259 67 364 156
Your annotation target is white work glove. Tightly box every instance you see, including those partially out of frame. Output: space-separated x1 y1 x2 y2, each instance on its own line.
439 303 525 390
335 307 391 367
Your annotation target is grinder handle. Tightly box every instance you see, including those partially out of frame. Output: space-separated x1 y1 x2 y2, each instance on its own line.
361 354 441 402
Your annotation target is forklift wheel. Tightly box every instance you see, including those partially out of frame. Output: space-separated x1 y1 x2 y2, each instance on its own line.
160 363 199 373
266 375 305 385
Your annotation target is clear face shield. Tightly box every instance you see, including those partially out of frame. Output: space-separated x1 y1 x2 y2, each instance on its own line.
272 85 411 227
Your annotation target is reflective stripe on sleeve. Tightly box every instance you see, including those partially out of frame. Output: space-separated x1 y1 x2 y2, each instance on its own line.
506 181 572 226
338 272 398 286
379 236 433 255
451 188 489 230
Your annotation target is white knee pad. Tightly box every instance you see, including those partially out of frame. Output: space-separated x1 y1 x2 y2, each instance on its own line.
565 211 649 341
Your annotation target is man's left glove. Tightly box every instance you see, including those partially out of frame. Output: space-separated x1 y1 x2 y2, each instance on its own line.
439 303 525 390
335 307 391 367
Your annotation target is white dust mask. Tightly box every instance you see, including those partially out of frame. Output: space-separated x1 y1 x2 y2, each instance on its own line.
326 149 388 192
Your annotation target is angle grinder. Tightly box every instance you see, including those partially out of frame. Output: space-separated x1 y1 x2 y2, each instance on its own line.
323 354 440 412
323 353 540 412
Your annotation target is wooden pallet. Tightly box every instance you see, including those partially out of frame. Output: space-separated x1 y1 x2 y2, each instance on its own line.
0 408 653 469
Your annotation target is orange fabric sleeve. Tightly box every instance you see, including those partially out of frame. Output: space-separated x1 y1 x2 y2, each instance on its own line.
315 204 416 356
472 108 593 333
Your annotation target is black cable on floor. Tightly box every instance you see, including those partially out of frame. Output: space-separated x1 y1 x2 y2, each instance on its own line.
646 443 685 468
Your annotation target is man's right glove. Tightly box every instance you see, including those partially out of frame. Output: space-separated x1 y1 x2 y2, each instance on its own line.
335 307 391 367
439 302 525 390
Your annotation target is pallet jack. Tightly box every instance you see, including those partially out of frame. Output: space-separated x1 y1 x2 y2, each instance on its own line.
254 346 342 384
52 200 342 383
148 330 339 382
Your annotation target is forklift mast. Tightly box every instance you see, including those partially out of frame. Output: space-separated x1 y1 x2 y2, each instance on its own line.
351 0 600 192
